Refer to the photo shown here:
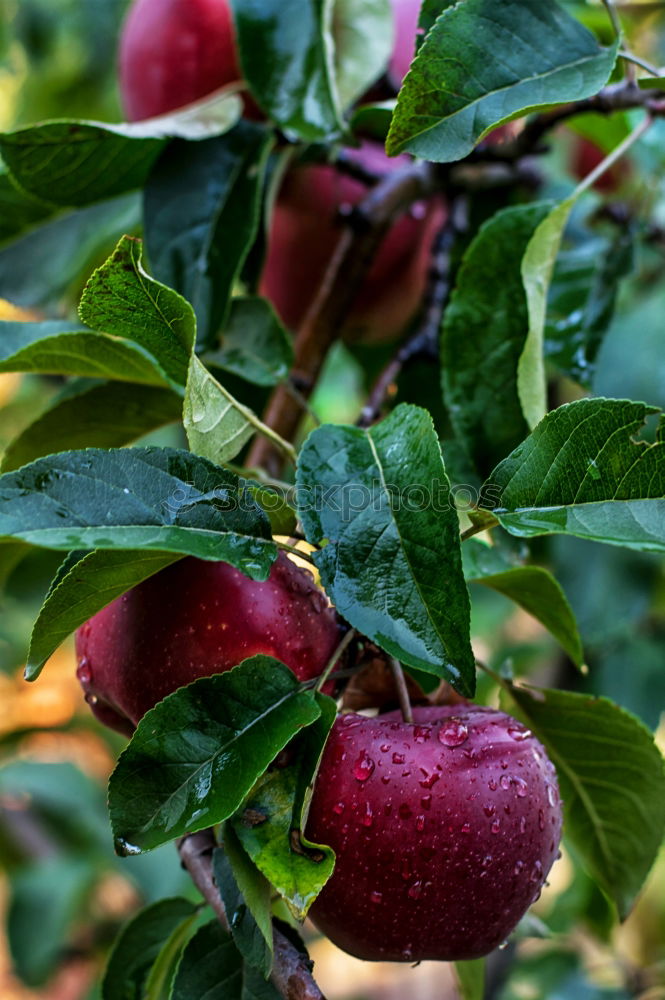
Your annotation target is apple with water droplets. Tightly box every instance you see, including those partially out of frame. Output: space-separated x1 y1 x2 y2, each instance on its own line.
75 554 340 736
305 704 562 961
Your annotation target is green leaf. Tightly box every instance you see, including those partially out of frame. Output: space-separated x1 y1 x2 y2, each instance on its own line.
387 0 618 161
297 404 475 694
520 198 575 429
102 898 199 1000
0 320 171 385
8 857 95 986
502 684 665 919
214 832 273 976
79 235 195 388
333 0 393 110
25 550 182 680
417 0 458 42
0 446 277 569
484 398 665 552
454 959 486 1000
108 658 321 853
545 230 634 389
144 123 273 350
441 202 551 477
205 297 294 387
1 382 182 473
463 540 584 667
0 97 241 207
171 920 281 1000
232 0 344 142
0 164 53 245
232 693 337 920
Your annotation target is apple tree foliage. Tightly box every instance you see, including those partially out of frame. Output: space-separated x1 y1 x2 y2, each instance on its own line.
0 0 664 998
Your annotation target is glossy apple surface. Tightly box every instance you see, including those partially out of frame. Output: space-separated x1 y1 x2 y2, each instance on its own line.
118 0 241 121
306 704 562 961
75 554 340 736
259 140 446 343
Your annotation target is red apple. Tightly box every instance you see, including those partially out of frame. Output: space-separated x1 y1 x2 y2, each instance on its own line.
388 0 423 87
75 554 340 736
570 135 629 194
259 140 447 344
118 0 247 121
305 705 562 961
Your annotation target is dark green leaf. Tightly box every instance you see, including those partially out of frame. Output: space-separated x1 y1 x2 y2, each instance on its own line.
25 550 182 680
0 446 277 570
297 404 475 694
417 0 458 43
441 203 550 477
545 231 634 388
0 97 241 207
502 685 665 919
1 382 182 473
102 898 198 1000
387 0 618 161
0 164 53 245
484 398 665 552
79 236 195 387
0 321 171 385
231 0 344 142
214 833 273 976
0 193 142 310
144 124 273 350
108 658 321 853
463 540 584 666
171 920 281 1000
205 297 294 387
246 485 298 537
232 693 337 919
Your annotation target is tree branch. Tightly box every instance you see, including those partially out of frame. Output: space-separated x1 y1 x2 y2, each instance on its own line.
178 829 327 1000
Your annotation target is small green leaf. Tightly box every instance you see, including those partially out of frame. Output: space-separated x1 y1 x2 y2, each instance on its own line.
171 920 281 1000
144 123 273 350
205 297 294 387
25 550 182 680
231 0 344 141
502 685 665 919
333 0 393 110
102 898 198 1000
0 447 277 571
79 235 195 388
1 382 182 473
297 404 476 694
0 321 171 386
232 692 337 920
108 658 321 853
214 833 273 976
454 959 486 1000
387 0 618 161
441 202 551 477
0 165 53 245
484 398 665 552
463 540 584 667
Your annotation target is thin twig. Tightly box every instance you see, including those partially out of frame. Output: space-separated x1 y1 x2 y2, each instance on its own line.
602 0 624 42
315 627 357 692
389 657 414 723
571 113 653 197
619 49 663 77
178 829 327 1000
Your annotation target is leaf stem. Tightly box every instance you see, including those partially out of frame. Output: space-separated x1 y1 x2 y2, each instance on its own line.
276 541 316 565
572 113 653 198
619 50 663 77
390 657 414 724
602 0 624 43
315 627 357 693
460 517 499 542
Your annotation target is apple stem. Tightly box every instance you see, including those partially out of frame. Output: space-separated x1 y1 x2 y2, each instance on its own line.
314 627 358 693
390 657 414 724
178 829 327 1000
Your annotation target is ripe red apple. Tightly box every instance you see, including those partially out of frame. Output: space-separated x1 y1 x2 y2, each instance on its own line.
570 135 629 194
118 0 247 121
259 140 447 344
305 705 562 961
75 554 340 736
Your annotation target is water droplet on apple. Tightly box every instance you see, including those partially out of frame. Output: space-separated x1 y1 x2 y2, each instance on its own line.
76 658 92 687
408 880 423 899
508 725 531 742
538 809 545 830
413 725 430 743
420 794 432 810
488 778 498 791
483 805 495 817
380 743 390 753
491 819 501 834
438 718 469 747
370 890 383 904
514 777 528 798
461 821 471 834
392 752 405 765
520 816 527 834
418 771 439 789
353 751 375 782
415 815 426 832
500 775 511 790
332 801 345 815
361 802 374 827
546 784 558 807
530 860 543 882
514 860 525 875
498 940 509 951
85 693 98 706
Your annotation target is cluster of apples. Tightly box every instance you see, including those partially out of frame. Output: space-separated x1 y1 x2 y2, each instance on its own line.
76 0 564 966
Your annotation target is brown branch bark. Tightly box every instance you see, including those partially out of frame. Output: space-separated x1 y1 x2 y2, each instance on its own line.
177 829 327 1000
246 160 441 477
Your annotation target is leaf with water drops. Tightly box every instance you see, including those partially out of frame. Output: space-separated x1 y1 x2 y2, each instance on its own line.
502 684 665 919
109 658 322 854
297 404 476 695
0 447 276 574
484 398 665 552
